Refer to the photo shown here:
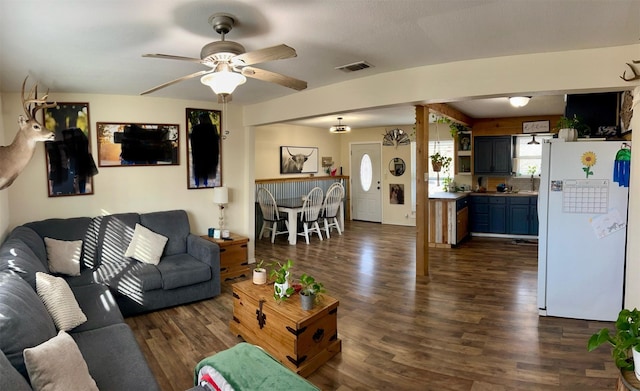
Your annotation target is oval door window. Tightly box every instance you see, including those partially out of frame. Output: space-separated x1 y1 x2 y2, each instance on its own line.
360 153 372 191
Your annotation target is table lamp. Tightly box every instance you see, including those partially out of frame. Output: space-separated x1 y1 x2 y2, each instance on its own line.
213 186 229 236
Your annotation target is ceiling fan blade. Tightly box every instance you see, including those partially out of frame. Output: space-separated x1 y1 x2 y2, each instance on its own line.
142 53 203 64
241 66 307 91
141 70 211 95
233 44 297 66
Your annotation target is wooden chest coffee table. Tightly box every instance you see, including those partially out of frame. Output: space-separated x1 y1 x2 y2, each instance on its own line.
229 279 341 377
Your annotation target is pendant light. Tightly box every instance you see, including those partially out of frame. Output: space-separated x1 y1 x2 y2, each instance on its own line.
329 117 351 133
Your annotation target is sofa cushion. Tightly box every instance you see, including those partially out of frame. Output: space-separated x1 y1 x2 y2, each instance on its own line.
25 217 93 269
70 284 124 333
0 237 48 288
141 209 190 256
72 323 160 390
98 259 163 294
93 213 140 269
36 272 87 331
0 272 57 378
44 237 82 276
24 330 98 391
158 253 212 290
7 226 48 266
0 349 31 391
125 223 168 265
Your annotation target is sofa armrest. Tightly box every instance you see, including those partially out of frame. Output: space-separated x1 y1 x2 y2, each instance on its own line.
186 234 221 272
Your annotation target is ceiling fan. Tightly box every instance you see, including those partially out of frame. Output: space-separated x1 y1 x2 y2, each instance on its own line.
141 13 307 102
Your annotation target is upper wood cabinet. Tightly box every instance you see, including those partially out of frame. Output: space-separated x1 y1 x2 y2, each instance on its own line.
473 136 512 175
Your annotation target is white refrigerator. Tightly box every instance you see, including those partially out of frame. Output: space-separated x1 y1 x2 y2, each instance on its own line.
537 140 630 321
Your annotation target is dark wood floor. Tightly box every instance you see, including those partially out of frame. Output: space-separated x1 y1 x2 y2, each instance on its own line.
126 221 618 391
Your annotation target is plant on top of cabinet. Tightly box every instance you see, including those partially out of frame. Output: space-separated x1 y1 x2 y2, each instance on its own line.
435 116 471 138
556 114 591 139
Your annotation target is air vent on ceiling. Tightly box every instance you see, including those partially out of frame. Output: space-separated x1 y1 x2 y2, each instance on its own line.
335 61 373 73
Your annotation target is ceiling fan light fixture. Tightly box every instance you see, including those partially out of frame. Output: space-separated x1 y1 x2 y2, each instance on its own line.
329 117 351 133
200 71 246 95
509 96 531 108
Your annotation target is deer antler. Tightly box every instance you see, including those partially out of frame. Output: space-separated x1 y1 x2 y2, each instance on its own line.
21 76 56 119
620 60 640 82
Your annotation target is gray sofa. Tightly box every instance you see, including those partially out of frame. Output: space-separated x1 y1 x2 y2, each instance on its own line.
0 209 221 389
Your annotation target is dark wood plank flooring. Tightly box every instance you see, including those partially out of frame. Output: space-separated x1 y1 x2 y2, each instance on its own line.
126 221 618 391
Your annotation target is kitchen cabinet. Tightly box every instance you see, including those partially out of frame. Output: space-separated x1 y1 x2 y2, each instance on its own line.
428 193 469 247
473 136 512 175
509 196 538 235
470 194 538 236
456 131 472 175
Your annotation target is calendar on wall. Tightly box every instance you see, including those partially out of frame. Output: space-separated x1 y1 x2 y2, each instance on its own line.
562 179 609 214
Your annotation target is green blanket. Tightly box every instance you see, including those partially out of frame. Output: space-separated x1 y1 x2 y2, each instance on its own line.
194 343 320 391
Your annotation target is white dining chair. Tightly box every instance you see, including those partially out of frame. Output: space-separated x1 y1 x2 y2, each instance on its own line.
257 187 289 243
322 183 344 238
297 187 324 244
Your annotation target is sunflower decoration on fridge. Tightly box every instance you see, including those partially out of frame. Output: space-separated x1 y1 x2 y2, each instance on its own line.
581 151 597 178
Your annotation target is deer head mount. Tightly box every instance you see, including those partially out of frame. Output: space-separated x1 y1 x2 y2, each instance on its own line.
0 77 56 190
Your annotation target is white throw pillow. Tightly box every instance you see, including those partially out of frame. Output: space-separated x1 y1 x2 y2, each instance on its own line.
44 237 83 276
124 223 168 265
35 272 87 331
23 330 98 391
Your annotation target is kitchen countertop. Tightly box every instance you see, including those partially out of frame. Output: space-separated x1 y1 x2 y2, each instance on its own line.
429 192 471 200
470 191 538 197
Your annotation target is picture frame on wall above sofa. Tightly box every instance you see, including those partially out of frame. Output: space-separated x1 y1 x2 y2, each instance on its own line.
43 102 98 197
280 146 319 174
186 108 222 189
96 122 179 166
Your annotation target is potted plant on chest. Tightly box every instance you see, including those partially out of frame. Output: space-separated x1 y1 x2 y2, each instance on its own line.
588 308 640 380
270 259 294 302
252 260 267 285
299 273 325 310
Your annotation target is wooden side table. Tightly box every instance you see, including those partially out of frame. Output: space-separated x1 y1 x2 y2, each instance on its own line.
200 233 250 281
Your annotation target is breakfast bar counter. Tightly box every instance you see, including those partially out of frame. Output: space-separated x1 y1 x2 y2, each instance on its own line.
428 192 470 247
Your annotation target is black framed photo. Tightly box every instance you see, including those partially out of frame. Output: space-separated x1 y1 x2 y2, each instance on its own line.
186 108 222 189
96 122 179 166
280 146 318 174
43 102 97 197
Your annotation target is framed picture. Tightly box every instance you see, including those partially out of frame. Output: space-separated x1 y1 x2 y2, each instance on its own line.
96 122 179 166
522 120 550 134
186 108 222 189
280 146 318 174
43 102 97 197
390 184 405 204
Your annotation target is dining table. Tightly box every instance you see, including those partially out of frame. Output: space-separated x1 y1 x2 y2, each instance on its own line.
276 196 344 245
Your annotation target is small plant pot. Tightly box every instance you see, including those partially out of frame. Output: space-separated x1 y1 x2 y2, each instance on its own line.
633 347 640 381
558 128 578 142
253 268 267 285
274 272 290 298
431 161 442 172
300 292 316 310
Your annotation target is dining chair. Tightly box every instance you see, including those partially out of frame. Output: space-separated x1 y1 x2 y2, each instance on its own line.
297 187 324 244
322 183 344 238
257 187 289 243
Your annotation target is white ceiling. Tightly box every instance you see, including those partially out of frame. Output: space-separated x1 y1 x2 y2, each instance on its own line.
1 0 638 128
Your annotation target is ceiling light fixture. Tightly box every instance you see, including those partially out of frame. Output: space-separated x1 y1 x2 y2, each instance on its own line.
509 96 531 108
200 66 246 96
329 117 351 133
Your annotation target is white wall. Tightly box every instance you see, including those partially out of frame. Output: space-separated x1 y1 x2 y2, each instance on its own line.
0 93 251 259
254 123 342 179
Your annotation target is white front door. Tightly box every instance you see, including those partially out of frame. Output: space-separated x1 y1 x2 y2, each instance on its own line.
350 143 382 222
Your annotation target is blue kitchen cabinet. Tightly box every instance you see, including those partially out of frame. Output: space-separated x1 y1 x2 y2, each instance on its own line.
488 197 507 233
473 136 512 175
